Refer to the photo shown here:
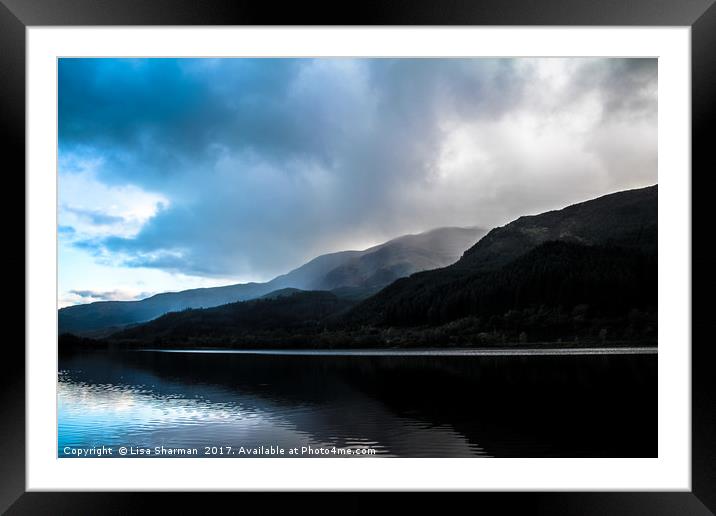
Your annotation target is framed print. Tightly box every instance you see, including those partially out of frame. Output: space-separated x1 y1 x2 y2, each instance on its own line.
4 0 714 513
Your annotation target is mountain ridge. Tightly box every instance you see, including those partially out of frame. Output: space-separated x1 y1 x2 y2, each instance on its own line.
59 225 486 334
344 185 657 328
454 185 657 272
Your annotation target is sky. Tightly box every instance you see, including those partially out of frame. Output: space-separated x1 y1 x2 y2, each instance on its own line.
58 57 657 307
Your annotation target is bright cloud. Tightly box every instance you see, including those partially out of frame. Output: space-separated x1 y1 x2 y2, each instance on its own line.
59 157 169 241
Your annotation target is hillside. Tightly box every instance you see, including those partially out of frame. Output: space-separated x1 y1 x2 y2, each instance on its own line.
345 240 656 342
111 291 355 347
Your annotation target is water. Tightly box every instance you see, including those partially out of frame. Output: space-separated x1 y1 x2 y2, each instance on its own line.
58 349 657 458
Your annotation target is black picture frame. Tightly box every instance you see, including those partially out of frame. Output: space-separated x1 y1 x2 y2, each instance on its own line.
3 0 714 513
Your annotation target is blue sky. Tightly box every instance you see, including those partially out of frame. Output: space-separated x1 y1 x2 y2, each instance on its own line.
58 58 657 307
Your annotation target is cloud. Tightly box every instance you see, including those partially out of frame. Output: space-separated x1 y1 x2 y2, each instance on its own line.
59 58 657 281
69 289 152 301
59 158 169 242
63 206 126 226
60 288 154 307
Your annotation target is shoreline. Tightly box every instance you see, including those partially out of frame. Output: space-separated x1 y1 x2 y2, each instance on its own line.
135 347 658 356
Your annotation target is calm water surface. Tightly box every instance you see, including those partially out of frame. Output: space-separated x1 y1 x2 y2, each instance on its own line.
58 349 657 458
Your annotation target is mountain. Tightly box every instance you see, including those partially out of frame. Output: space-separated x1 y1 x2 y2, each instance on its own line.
103 237 656 349
58 283 272 337
59 226 486 335
315 227 484 290
74 184 659 350
346 185 657 331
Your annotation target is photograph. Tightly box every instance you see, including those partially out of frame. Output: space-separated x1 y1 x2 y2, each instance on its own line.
56 56 658 459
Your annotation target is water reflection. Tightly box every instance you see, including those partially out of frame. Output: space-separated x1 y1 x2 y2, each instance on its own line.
58 350 656 457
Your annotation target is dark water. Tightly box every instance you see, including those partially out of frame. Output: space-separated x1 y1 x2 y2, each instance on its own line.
58 349 657 458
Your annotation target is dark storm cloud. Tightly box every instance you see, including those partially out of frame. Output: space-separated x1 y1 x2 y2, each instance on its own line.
59 58 657 280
